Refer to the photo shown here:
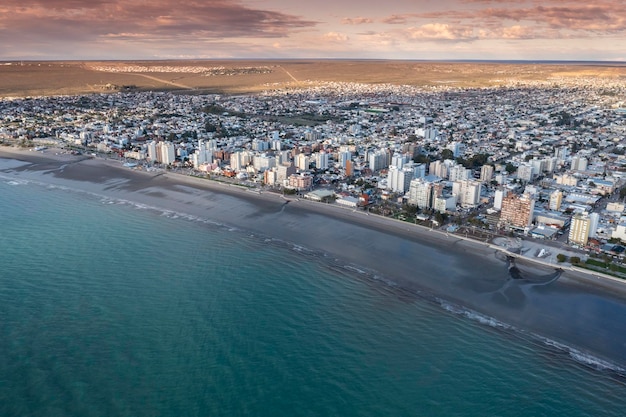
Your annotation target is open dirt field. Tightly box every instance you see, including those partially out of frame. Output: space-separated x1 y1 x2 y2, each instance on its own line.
1 60 624 97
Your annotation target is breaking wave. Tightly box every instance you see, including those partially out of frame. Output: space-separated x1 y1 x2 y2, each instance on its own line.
437 298 626 376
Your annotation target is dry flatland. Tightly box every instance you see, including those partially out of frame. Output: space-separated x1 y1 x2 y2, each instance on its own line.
1 60 625 97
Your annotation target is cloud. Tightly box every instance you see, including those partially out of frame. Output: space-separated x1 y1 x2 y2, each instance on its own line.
0 0 318 43
404 23 476 41
383 1 626 40
381 15 412 25
474 4 626 33
323 32 349 42
341 17 374 25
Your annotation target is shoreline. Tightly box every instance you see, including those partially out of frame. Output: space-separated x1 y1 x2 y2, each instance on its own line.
3 146 626 368
1 145 625 294
1 146 625 295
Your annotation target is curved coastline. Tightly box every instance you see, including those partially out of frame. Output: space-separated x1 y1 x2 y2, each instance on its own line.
2 146 626 371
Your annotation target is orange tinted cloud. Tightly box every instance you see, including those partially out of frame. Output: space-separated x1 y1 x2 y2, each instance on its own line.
0 0 624 60
380 1 626 40
341 17 374 25
0 0 317 41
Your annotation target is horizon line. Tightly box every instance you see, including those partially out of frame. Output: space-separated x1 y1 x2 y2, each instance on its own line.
3 58 625 65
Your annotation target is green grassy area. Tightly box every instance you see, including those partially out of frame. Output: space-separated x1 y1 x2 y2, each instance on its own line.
578 258 626 278
263 114 344 127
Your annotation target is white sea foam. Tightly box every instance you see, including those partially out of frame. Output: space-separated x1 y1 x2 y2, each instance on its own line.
370 274 398 287
438 299 512 330
291 244 312 253
440 299 626 375
343 265 367 274
541 337 626 374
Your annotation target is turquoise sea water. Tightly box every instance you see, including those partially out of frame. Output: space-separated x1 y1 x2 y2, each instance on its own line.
1 178 626 416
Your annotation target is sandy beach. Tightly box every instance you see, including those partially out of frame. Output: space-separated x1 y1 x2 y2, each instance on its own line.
2 146 626 369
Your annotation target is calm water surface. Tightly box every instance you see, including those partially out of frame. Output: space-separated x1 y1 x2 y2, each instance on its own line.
1 178 625 416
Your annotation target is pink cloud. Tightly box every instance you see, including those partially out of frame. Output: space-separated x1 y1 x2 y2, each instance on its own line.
0 0 318 42
404 23 476 41
382 1 626 39
341 17 374 25
381 15 412 25
323 32 350 42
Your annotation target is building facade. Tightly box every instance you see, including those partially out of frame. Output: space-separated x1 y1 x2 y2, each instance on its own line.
499 193 535 230
452 180 482 208
569 212 591 246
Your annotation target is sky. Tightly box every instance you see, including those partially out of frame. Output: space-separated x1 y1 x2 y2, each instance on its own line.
1 0 624 61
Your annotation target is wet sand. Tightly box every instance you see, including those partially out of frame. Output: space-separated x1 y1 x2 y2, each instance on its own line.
2 146 626 370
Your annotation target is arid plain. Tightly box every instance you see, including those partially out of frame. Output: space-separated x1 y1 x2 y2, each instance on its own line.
1 60 625 97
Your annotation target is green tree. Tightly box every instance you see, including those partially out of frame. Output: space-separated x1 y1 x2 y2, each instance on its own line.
556 254 567 263
441 149 454 160
414 154 431 164
402 204 418 216
570 256 581 265
505 163 517 174
434 211 447 225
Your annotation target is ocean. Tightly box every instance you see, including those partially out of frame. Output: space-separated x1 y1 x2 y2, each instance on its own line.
1 176 626 416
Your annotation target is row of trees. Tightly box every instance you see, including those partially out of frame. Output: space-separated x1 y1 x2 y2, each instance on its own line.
414 151 496 171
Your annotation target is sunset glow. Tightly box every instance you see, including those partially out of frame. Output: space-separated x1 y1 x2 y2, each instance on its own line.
1 0 624 60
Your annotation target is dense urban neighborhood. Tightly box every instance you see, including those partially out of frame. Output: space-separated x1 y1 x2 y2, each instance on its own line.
2 77 626 274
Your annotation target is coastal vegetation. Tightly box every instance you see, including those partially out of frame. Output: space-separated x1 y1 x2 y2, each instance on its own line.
558 253 626 279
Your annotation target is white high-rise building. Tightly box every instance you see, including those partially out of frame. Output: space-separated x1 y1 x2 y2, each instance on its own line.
408 178 442 209
147 141 158 162
555 146 569 162
271 139 282 151
387 165 415 193
447 141 466 157
158 141 176 165
571 156 588 171
368 150 388 172
253 154 276 172
480 165 494 182
276 150 291 165
544 157 558 173
315 151 329 170
589 212 600 239
295 153 309 171
339 151 352 168
517 164 534 182
452 180 482 208
414 163 426 179
449 164 471 182
428 160 448 179
434 195 456 214
391 152 405 169
193 139 217 168
196 140 208 165
230 150 252 171
549 190 563 211
252 139 270 152
530 158 545 176
494 188 507 210
495 173 507 185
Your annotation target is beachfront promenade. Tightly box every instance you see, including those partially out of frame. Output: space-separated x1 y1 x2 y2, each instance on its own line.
2 145 626 297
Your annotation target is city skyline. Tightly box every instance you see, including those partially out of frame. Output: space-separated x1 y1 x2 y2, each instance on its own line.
1 0 625 62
